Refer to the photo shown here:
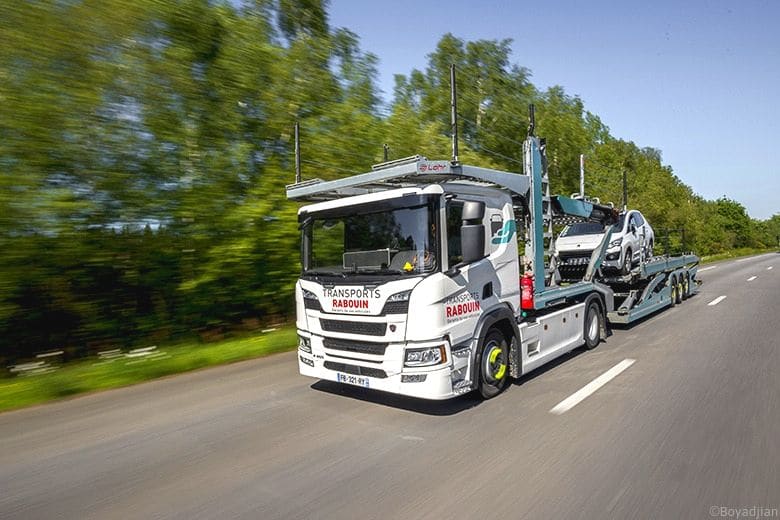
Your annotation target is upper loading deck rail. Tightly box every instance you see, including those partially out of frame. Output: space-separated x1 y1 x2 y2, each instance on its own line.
285 156 618 226
285 157 532 202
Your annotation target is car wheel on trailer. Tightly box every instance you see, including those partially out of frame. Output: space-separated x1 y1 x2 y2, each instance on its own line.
621 248 633 274
669 275 678 307
583 300 602 350
477 328 509 399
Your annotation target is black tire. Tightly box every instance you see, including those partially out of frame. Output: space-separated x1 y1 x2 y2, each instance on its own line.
675 278 684 304
669 275 677 307
682 273 690 300
621 248 633 275
583 300 602 350
477 329 509 399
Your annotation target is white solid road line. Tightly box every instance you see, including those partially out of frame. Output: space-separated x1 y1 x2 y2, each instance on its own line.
747 276 757 282
698 266 717 272
708 295 727 306
550 359 636 415
735 257 753 262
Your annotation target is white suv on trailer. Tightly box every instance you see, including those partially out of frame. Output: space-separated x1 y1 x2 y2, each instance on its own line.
556 209 655 275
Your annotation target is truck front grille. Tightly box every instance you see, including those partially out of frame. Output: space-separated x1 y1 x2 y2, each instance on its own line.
320 319 386 336
324 361 388 379
323 338 388 355
380 300 409 314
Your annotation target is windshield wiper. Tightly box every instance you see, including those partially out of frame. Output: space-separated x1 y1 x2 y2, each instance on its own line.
303 269 346 277
353 268 405 275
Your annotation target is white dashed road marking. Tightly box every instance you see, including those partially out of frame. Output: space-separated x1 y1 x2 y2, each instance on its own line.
747 276 757 282
550 359 636 415
708 296 727 306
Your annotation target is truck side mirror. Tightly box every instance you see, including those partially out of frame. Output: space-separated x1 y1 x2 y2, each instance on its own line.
461 201 486 265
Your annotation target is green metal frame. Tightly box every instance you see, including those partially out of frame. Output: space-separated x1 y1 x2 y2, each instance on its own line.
606 262 700 324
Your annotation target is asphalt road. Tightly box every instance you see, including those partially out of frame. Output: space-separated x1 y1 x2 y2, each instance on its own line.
1 253 779 519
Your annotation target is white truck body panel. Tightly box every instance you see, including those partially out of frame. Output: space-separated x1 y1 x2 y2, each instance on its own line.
519 303 586 374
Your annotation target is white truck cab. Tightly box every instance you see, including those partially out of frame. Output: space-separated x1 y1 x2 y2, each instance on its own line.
296 182 520 399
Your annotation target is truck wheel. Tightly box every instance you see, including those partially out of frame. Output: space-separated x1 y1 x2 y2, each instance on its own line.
583 300 602 350
621 248 633 274
676 278 684 304
669 275 678 307
682 274 690 300
477 329 509 399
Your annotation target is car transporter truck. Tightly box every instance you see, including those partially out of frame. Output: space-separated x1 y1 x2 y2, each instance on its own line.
286 103 700 400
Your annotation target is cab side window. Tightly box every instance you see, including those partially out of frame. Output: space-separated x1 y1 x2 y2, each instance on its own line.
446 200 464 267
635 213 645 226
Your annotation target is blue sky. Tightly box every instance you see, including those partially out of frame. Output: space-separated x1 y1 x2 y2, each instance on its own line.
329 0 779 219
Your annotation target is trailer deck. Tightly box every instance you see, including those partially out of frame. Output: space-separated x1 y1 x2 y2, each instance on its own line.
601 253 700 324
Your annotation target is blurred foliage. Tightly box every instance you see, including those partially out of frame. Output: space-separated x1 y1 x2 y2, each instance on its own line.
0 1 776 365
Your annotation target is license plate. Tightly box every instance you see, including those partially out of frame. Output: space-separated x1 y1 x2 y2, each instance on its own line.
337 372 370 388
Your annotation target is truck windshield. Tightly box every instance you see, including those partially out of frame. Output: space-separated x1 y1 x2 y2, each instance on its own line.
304 202 439 276
560 222 605 237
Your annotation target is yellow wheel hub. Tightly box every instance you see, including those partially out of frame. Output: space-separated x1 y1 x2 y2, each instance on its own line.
488 346 506 380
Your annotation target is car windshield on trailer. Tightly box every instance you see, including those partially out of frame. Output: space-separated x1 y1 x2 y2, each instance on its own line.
560 222 605 237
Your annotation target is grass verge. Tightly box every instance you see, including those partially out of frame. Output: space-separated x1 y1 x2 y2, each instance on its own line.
0 326 298 413
700 247 777 264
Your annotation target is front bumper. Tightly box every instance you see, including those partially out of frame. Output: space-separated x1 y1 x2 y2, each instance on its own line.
297 332 470 400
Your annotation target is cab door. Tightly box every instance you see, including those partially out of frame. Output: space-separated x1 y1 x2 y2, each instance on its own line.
430 199 487 347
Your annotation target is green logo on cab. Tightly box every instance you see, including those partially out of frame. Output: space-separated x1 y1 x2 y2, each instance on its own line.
491 220 516 244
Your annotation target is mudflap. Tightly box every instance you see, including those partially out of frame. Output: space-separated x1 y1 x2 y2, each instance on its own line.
509 335 521 379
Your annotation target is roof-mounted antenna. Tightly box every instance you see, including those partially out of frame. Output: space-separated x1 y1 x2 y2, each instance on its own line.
450 64 459 164
528 104 535 137
294 122 301 184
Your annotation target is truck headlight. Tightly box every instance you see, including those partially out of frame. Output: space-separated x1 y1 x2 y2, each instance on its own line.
386 290 412 302
298 335 312 354
404 345 447 367
301 288 321 310
609 238 622 247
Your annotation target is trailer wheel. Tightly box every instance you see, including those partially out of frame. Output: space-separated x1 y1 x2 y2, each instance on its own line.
477 328 509 399
682 274 690 300
676 277 684 304
621 248 633 274
583 301 602 350
669 275 678 307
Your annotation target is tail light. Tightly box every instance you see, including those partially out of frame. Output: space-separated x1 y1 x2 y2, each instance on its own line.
520 274 535 310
